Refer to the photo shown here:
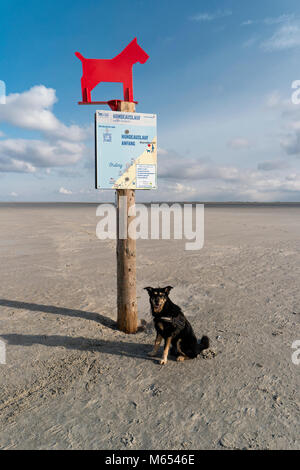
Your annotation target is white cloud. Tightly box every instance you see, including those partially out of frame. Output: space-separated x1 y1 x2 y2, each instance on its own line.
190 10 232 22
10 192 18 197
0 85 90 174
159 151 240 181
0 138 84 171
155 149 300 202
281 133 300 155
257 160 288 171
159 150 245 182
242 14 300 52
59 187 73 195
261 22 300 51
0 155 36 173
241 20 254 26
79 188 94 194
227 138 250 149
241 14 294 27
266 90 282 108
174 183 198 195
243 36 259 48
264 14 295 25
0 85 89 141
0 80 5 104
265 90 300 156
157 147 168 156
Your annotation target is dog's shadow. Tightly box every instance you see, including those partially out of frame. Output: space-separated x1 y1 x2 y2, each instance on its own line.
0 298 155 361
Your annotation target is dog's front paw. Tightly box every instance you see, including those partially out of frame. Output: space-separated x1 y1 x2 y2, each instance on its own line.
176 356 185 362
159 359 167 365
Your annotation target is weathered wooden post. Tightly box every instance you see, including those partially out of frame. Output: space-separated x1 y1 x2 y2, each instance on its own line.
116 101 138 333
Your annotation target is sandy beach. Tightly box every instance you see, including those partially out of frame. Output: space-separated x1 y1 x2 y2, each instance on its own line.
0 203 299 450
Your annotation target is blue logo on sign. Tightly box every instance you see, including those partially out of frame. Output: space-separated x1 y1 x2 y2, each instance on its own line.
103 131 112 143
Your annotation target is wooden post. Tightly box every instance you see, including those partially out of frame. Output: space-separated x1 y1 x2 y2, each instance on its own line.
116 101 138 334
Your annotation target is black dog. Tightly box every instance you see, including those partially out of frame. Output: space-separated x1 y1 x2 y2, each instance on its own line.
144 286 209 365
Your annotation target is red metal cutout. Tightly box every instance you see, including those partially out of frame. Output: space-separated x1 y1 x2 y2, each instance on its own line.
75 38 149 105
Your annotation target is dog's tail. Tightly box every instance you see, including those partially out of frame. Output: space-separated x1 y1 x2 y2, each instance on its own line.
197 335 210 353
75 52 85 62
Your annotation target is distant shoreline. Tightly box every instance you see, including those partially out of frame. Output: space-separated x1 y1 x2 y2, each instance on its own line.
1 201 300 208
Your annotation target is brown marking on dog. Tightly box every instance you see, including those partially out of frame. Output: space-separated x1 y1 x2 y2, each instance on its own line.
176 355 186 362
176 339 191 361
157 322 164 331
151 294 167 313
177 339 187 357
160 336 172 365
148 334 162 357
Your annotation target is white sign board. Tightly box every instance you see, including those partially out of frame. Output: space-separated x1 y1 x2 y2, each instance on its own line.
95 110 157 189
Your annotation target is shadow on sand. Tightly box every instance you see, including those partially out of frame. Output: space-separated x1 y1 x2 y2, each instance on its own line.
0 333 155 361
0 298 117 330
0 298 156 361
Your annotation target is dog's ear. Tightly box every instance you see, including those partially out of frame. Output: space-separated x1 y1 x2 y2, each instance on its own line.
164 286 173 295
144 287 153 295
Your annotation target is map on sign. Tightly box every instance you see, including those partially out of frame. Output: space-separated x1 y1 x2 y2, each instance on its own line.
95 110 157 189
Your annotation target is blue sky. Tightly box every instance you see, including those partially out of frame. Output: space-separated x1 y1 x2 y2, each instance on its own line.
1 0 300 201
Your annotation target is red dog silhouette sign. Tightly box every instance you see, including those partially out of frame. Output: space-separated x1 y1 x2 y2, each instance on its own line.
75 38 149 104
